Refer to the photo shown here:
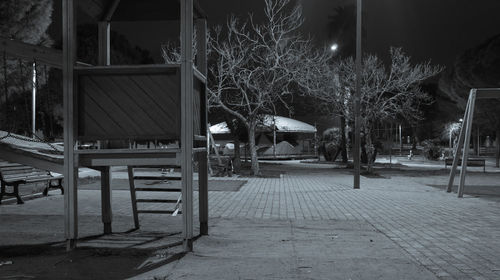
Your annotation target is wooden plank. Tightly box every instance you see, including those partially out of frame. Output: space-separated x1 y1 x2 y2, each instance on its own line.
0 37 89 68
475 88 500 99
127 167 140 229
101 166 113 234
137 210 179 214
135 187 182 192
136 199 179 203
195 19 207 76
447 92 472 193
77 71 181 140
63 0 78 251
180 0 194 252
98 21 110 66
458 90 477 198
0 37 62 68
75 148 181 154
79 156 180 167
197 151 208 235
75 64 180 74
193 67 206 83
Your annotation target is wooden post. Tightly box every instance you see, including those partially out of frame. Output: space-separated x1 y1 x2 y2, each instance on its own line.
458 90 476 198
62 0 78 251
447 92 472 193
198 151 208 235
127 166 139 229
98 21 110 66
195 18 207 76
98 19 112 234
101 166 113 233
180 0 194 252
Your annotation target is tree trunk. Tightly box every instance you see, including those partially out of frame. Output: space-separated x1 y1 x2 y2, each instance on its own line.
496 129 500 168
365 127 375 174
340 115 348 163
248 123 259 175
233 137 241 173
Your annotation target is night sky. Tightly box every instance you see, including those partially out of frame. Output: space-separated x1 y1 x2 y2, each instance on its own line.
199 0 500 67
49 0 500 68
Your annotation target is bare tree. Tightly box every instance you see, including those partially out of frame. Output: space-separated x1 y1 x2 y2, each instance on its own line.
312 47 442 173
208 0 330 175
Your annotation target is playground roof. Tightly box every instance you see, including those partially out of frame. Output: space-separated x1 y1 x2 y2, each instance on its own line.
78 0 206 22
210 115 317 135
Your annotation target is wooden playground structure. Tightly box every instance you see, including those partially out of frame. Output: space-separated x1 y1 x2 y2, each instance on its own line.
0 0 208 251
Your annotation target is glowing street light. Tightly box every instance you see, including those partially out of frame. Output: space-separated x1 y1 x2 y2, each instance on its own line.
330 43 339 52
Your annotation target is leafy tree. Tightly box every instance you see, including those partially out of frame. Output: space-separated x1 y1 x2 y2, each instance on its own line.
0 0 54 132
439 34 500 166
208 0 330 175
311 48 442 173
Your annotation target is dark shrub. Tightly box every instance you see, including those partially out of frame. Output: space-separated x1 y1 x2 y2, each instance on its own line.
422 139 443 160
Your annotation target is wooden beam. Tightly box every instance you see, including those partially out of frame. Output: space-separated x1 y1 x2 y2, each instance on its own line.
102 0 121 22
475 88 500 99
63 0 78 251
180 0 194 252
458 90 477 198
101 166 113 233
98 22 110 66
127 167 140 229
195 19 207 76
0 37 62 68
197 151 208 235
0 37 90 68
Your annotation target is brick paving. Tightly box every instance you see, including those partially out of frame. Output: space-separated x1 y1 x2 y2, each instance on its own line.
1 163 500 279
205 170 500 280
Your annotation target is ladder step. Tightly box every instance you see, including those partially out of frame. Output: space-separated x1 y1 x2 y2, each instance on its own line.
133 176 181 180
136 199 180 203
137 210 181 214
135 187 182 192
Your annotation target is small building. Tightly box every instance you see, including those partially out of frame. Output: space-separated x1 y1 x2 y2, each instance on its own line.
210 115 317 158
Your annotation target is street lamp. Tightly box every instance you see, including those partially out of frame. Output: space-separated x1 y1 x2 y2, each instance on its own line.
330 43 339 52
353 0 362 189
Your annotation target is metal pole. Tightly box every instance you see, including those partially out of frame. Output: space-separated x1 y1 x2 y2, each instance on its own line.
32 61 36 138
273 116 276 158
353 0 362 189
399 124 402 155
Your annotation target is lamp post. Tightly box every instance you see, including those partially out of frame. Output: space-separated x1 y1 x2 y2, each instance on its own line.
353 0 362 189
32 61 37 138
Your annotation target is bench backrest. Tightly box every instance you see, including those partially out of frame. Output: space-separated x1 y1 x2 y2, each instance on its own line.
0 161 51 183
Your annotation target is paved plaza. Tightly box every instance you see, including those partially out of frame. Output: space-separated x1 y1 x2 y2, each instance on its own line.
1 161 500 279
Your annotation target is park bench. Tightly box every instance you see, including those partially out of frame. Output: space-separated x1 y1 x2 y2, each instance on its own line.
0 161 64 204
444 157 486 173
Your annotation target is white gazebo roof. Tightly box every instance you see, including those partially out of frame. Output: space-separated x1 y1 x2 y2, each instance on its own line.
209 115 317 135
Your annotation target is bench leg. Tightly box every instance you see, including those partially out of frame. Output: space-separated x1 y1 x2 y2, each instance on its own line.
13 183 24 204
43 181 50 196
57 178 64 195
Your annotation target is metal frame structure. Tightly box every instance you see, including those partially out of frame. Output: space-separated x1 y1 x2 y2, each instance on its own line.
446 88 500 197
0 0 208 252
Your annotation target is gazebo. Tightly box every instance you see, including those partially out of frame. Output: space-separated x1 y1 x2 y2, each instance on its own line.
0 0 208 251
